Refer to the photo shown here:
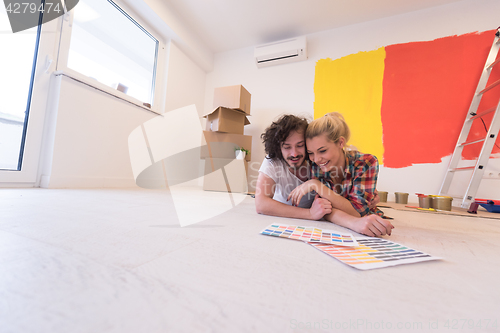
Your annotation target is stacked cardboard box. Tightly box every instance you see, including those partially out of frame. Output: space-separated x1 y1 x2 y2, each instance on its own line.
202 85 252 193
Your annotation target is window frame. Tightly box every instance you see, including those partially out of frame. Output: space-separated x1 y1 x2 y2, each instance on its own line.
0 8 43 172
0 8 60 185
56 0 167 115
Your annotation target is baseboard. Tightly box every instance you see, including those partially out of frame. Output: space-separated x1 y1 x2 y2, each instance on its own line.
42 176 146 189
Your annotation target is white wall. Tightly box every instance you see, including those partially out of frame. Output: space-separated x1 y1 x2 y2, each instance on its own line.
204 0 500 203
141 0 213 72
164 42 207 116
40 75 153 187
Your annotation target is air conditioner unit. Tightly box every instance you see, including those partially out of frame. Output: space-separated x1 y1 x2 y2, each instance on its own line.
254 36 307 68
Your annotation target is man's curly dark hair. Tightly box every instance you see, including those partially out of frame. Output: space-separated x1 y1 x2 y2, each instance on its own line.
260 114 308 161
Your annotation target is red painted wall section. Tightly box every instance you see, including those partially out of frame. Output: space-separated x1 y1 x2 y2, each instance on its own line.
463 36 500 159
381 30 498 168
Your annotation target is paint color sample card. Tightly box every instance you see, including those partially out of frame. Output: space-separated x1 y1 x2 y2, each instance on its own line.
260 224 318 241
260 224 358 246
309 228 358 246
309 238 441 270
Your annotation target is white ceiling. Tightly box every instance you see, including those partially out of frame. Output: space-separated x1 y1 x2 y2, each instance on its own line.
162 0 465 53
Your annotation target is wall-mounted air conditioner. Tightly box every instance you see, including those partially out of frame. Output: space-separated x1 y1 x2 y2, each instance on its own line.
254 36 307 68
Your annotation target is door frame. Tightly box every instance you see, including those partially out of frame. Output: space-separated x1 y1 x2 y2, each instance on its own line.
0 17 62 186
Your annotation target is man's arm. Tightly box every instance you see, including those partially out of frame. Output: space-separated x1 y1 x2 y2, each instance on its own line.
287 180 360 217
255 172 331 220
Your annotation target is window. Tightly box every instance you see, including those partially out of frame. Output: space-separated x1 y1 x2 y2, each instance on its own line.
67 0 159 105
0 5 41 170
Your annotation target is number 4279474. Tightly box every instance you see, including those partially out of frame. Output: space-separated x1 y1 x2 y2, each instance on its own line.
6 2 62 14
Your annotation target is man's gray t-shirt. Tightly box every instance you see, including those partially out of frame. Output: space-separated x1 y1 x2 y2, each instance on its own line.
259 157 315 208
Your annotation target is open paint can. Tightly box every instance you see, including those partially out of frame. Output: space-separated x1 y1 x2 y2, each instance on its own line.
378 191 388 202
416 193 431 208
395 192 409 204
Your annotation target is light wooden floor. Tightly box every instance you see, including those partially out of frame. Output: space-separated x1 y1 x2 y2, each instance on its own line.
1 188 499 333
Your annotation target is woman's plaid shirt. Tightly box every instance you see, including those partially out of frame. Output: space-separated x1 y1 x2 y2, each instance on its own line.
310 150 384 217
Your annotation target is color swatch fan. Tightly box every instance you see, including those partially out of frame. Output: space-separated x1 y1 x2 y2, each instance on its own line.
260 224 358 246
309 238 441 270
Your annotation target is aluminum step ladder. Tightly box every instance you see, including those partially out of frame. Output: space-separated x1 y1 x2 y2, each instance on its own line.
439 27 500 208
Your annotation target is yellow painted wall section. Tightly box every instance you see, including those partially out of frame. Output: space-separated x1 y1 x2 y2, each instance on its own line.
314 48 385 164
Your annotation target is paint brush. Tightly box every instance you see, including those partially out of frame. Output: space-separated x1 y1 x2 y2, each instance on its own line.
405 205 436 212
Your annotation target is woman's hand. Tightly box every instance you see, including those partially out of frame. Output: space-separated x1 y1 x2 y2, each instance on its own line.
287 180 320 206
309 194 332 220
369 189 380 210
350 214 394 237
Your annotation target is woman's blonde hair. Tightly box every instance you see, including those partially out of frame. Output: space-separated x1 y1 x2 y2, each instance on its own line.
305 112 350 144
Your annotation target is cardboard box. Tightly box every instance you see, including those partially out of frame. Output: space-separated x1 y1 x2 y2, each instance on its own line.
201 131 252 162
213 85 251 115
203 107 250 135
203 158 248 193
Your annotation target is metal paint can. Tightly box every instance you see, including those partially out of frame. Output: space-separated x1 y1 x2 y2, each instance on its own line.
417 193 431 208
378 191 388 202
395 192 409 204
430 195 453 211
